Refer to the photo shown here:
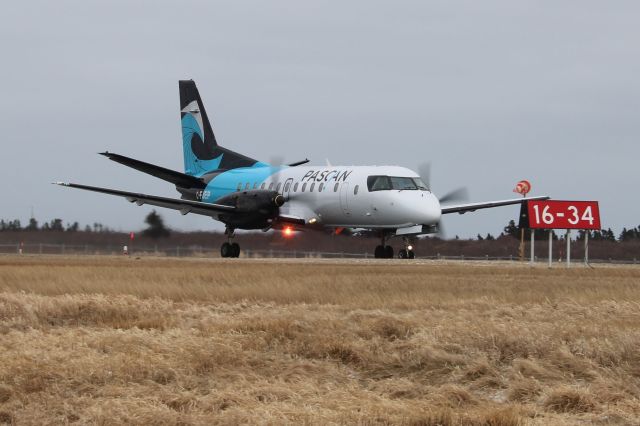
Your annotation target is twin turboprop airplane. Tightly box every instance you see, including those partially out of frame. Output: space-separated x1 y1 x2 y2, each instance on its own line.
55 80 549 258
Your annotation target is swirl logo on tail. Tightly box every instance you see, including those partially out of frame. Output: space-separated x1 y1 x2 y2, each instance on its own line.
181 101 222 176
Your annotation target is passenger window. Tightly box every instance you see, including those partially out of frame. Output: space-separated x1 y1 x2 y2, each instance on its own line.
276 183 282 193
293 182 298 192
334 183 339 192
253 183 258 189
354 185 359 195
302 183 307 192
236 183 242 191
261 183 266 190
268 182 274 190
284 182 291 192
319 183 324 192
245 183 250 190
310 183 315 192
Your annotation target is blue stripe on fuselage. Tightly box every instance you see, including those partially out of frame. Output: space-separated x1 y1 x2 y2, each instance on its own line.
203 162 283 202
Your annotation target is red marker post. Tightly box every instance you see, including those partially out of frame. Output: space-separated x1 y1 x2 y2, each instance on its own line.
523 200 601 267
125 232 135 256
513 180 531 261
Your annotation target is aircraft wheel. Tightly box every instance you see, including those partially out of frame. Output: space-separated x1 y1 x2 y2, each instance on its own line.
374 245 385 259
384 245 394 259
398 249 408 259
408 250 415 259
221 242 232 258
231 242 240 258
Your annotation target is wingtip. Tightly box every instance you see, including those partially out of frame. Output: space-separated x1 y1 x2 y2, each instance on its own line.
52 181 68 186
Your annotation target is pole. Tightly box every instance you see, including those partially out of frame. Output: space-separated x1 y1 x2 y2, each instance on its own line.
519 227 525 261
566 229 571 268
584 231 589 265
530 229 535 265
548 231 553 268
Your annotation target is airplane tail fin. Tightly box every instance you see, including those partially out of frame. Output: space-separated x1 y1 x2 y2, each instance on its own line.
179 80 259 176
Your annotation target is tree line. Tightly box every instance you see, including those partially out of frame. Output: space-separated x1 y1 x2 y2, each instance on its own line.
459 220 635 242
1 214 638 242
0 218 112 233
0 211 170 239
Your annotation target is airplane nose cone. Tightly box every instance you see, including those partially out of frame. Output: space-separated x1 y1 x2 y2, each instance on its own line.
423 193 442 224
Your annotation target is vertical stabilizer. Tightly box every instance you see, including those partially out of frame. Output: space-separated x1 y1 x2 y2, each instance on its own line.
179 80 258 175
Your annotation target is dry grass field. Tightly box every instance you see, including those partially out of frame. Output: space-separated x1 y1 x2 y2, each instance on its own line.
0 256 639 425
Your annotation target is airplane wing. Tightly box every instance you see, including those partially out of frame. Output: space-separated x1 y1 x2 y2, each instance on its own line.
441 196 550 215
53 182 235 217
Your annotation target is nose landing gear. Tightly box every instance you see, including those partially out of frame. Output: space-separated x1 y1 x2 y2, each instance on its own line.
221 228 240 258
398 248 415 259
398 238 415 259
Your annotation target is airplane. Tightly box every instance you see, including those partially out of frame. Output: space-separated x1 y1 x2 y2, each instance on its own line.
55 80 549 259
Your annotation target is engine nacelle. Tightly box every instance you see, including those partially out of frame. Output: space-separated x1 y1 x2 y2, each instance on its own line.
215 190 285 229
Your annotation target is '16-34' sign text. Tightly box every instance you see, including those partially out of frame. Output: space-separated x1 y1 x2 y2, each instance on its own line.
526 200 601 230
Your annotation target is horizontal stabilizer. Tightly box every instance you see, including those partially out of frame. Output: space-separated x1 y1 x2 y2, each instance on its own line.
288 159 310 167
100 152 205 188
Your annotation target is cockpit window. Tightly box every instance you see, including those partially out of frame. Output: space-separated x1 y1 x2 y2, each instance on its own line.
389 177 417 190
413 178 429 191
368 175 429 192
367 176 391 191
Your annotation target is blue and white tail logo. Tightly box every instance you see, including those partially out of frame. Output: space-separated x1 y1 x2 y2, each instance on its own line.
181 100 222 176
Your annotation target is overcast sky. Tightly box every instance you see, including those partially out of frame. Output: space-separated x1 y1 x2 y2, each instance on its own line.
1 1 638 238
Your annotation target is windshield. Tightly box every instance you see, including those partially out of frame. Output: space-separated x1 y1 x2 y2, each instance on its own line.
413 177 429 191
368 175 429 191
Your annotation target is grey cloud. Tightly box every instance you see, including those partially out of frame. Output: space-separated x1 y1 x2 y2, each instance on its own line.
1 1 638 237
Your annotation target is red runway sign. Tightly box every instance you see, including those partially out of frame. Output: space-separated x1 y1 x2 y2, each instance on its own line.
526 200 601 230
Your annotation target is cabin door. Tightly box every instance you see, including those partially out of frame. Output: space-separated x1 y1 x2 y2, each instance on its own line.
340 182 351 215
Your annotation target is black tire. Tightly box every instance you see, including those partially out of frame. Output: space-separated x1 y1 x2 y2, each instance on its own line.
384 245 394 259
398 249 408 259
374 245 385 259
408 250 415 259
231 242 240 258
220 242 232 258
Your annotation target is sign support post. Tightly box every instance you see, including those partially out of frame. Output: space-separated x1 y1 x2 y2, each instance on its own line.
513 180 531 262
548 231 553 268
584 231 589 265
566 229 571 268
530 229 535 265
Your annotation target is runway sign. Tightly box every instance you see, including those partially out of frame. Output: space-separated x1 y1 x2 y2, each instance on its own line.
526 200 601 230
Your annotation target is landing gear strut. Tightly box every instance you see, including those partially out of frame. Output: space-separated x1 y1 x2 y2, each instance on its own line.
221 228 240 258
374 234 394 259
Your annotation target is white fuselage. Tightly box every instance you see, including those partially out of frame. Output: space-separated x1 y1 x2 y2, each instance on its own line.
203 165 442 229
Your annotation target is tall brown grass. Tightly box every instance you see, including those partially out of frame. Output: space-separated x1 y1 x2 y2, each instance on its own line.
0 255 639 424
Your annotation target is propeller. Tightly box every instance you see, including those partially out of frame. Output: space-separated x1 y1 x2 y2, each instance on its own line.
418 162 469 238
418 163 431 191
269 155 285 169
439 187 469 204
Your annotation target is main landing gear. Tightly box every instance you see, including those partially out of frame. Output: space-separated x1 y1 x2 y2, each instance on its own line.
221 228 240 258
374 244 394 259
374 233 394 259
